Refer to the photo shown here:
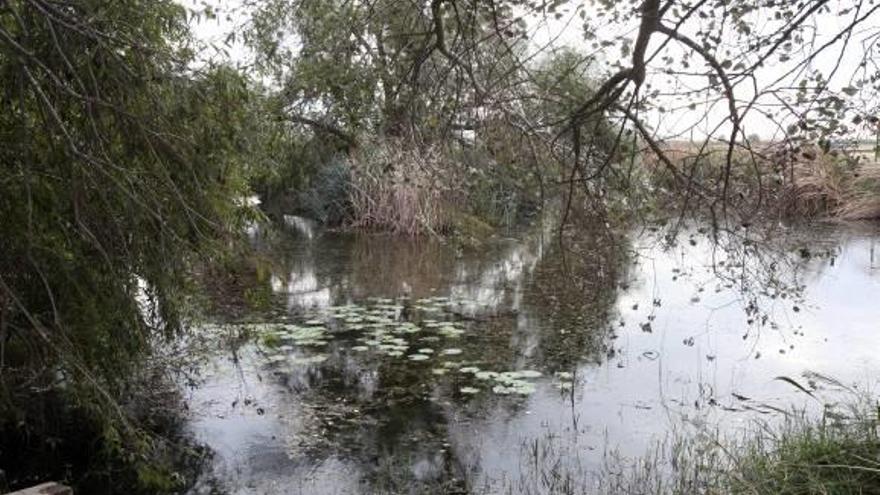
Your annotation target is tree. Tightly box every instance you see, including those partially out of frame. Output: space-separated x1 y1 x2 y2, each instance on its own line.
247 0 532 142
0 0 262 490
553 0 880 215
246 0 880 218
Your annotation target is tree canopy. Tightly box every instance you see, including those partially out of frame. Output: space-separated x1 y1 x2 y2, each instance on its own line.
239 0 880 214
0 0 265 489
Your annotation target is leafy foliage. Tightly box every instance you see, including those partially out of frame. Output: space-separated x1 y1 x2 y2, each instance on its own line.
0 0 264 491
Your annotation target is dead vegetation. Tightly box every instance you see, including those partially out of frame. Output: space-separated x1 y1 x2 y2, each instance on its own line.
645 141 880 221
347 139 463 236
777 146 880 221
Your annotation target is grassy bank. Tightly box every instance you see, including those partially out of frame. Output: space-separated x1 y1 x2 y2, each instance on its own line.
599 388 880 495
730 413 880 494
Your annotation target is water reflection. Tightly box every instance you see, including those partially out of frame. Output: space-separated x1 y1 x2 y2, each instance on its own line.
186 218 880 494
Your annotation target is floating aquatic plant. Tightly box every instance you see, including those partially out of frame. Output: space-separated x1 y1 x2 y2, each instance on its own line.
439 326 465 338
514 370 542 378
290 354 328 365
284 326 328 346
492 381 535 395
248 298 480 374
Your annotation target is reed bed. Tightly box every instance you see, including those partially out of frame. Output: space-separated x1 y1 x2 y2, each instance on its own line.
347 140 465 236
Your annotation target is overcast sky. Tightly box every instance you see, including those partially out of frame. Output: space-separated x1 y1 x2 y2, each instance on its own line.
186 0 879 142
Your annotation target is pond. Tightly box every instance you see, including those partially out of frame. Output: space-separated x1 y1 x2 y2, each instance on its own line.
184 215 880 494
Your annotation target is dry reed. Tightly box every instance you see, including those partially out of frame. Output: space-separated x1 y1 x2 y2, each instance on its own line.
347 139 465 236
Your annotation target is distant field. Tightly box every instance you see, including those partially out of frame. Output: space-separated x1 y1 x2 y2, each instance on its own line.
658 140 879 161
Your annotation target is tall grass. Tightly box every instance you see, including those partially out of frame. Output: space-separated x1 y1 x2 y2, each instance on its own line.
730 409 880 494
347 139 465 236
778 147 880 220
625 388 880 495
501 378 880 495
645 141 880 221
833 163 880 220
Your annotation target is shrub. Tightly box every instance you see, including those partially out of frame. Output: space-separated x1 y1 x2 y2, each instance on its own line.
297 158 354 226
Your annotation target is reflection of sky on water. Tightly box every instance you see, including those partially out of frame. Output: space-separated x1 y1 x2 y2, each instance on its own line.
187 218 880 494
270 268 332 310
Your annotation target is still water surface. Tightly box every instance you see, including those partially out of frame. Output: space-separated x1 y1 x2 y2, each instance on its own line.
186 216 880 494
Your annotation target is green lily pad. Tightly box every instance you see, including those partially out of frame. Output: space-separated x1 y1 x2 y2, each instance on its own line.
515 370 542 378
290 354 328 365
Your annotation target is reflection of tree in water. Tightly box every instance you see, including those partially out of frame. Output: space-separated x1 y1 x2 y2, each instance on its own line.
206 221 509 491
649 219 845 343
255 342 474 493
196 212 874 493
237 215 635 493
520 215 632 371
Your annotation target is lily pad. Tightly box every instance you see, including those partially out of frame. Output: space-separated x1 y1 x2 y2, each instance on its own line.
439 326 465 338
515 370 542 378
475 371 499 380
290 354 328 365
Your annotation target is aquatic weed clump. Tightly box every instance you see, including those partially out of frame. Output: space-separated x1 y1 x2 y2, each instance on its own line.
227 296 560 399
